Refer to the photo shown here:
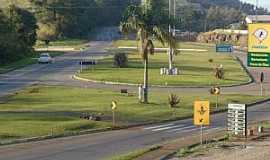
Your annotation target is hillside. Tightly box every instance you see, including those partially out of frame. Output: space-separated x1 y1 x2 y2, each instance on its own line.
188 0 268 14
0 0 31 7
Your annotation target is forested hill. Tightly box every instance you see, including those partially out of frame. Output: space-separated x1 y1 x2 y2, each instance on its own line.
189 0 268 15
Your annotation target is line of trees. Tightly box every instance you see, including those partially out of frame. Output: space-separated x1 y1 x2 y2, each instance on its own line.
30 0 136 40
0 5 37 65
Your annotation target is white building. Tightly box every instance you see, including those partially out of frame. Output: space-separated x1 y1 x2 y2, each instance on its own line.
245 15 270 24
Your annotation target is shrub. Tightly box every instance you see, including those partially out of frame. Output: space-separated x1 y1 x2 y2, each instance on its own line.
114 52 128 68
168 94 180 108
168 94 180 117
214 65 225 79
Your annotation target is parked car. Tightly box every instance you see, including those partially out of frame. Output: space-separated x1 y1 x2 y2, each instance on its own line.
38 53 53 64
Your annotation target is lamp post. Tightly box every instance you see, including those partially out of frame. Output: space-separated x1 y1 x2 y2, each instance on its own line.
256 0 259 22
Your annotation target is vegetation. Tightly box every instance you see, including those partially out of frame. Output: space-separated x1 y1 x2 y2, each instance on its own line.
168 93 181 117
175 0 268 31
114 53 128 68
120 0 176 103
168 94 180 108
79 42 249 86
0 85 267 142
0 5 37 65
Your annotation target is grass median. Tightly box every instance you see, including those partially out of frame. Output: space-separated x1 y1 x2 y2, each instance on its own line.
78 41 249 86
0 85 267 143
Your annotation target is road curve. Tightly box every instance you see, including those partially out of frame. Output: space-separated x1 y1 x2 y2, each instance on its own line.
0 41 270 160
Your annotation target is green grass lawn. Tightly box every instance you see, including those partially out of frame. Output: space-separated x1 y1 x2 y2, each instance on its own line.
79 41 249 86
0 51 64 74
0 85 267 143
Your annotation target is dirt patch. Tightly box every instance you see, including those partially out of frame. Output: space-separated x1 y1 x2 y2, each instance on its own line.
175 135 270 160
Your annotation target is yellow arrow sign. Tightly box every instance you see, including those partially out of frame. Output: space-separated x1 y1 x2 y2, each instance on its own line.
194 101 210 126
111 100 117 110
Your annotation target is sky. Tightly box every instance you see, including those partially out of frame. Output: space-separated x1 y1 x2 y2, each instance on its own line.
241 0 270 10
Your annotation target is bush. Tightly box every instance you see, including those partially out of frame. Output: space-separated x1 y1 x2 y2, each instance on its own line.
168 94 180 108
168 93 180 117
214 65 225 79
114 52 128 68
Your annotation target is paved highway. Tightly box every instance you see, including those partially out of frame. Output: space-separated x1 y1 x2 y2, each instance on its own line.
0 41 270 160
0 100 269 160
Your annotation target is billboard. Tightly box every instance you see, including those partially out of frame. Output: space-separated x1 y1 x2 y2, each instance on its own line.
248 24 270 67
248 23 270 53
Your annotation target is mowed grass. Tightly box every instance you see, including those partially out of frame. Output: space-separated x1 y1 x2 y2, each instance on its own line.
79 41 249 86
0 85 267 142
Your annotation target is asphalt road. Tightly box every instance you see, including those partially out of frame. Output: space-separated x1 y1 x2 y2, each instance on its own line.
0 100 269 160
0 41 270 160
0 41 111 97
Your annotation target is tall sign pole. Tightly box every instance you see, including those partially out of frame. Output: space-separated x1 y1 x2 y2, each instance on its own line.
111 100 117 126
260 72 264 96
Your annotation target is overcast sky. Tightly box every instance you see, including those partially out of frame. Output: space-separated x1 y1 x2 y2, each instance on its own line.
241 0 270 10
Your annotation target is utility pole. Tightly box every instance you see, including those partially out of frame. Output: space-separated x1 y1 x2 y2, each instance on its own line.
256 0 258 21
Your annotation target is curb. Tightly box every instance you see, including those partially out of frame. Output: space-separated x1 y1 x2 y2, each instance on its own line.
0 127 111 146
1 98 269 146
72 74 253 89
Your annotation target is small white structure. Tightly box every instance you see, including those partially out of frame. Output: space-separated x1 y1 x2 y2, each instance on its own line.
160 68 179 75
245 15 270 24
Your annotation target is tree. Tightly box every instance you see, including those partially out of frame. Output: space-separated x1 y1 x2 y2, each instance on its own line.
120 0 176 103
37 22 58 43
0 5 37 65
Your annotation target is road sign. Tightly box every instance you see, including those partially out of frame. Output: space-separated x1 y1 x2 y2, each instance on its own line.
227 104 247 136
248 24 270 67
248 24 270 53
247 52 270 67
194 101 210 126
111 100 117 110
210 87 220 95
216 44 233 53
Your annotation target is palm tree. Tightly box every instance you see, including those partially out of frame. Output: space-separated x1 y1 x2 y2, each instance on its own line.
120 0 176 103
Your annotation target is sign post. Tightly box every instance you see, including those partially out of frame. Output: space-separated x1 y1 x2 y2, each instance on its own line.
111 100 117 126
216 44 233 53
194 101 210 145
227 104 247 137
210 87 220 109
260 72 264 96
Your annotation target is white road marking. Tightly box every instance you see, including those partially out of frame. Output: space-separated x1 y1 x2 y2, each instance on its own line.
152 124 185 132
144 123 174 130
167 125 196 132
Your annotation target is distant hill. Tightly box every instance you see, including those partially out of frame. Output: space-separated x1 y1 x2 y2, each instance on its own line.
187 0 268 15
0 0 31 8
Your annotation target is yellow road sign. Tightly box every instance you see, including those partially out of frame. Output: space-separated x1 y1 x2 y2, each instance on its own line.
248 23 270 53
194 101 210 126
111 100 117 110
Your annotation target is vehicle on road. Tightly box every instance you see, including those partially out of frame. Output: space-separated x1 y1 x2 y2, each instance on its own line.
38 53 53 64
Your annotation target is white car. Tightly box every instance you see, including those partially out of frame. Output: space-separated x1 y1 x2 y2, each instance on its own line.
38 53 53 64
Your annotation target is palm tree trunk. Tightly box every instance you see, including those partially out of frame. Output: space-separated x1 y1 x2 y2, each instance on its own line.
143 54 148 103
168 47 174 74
